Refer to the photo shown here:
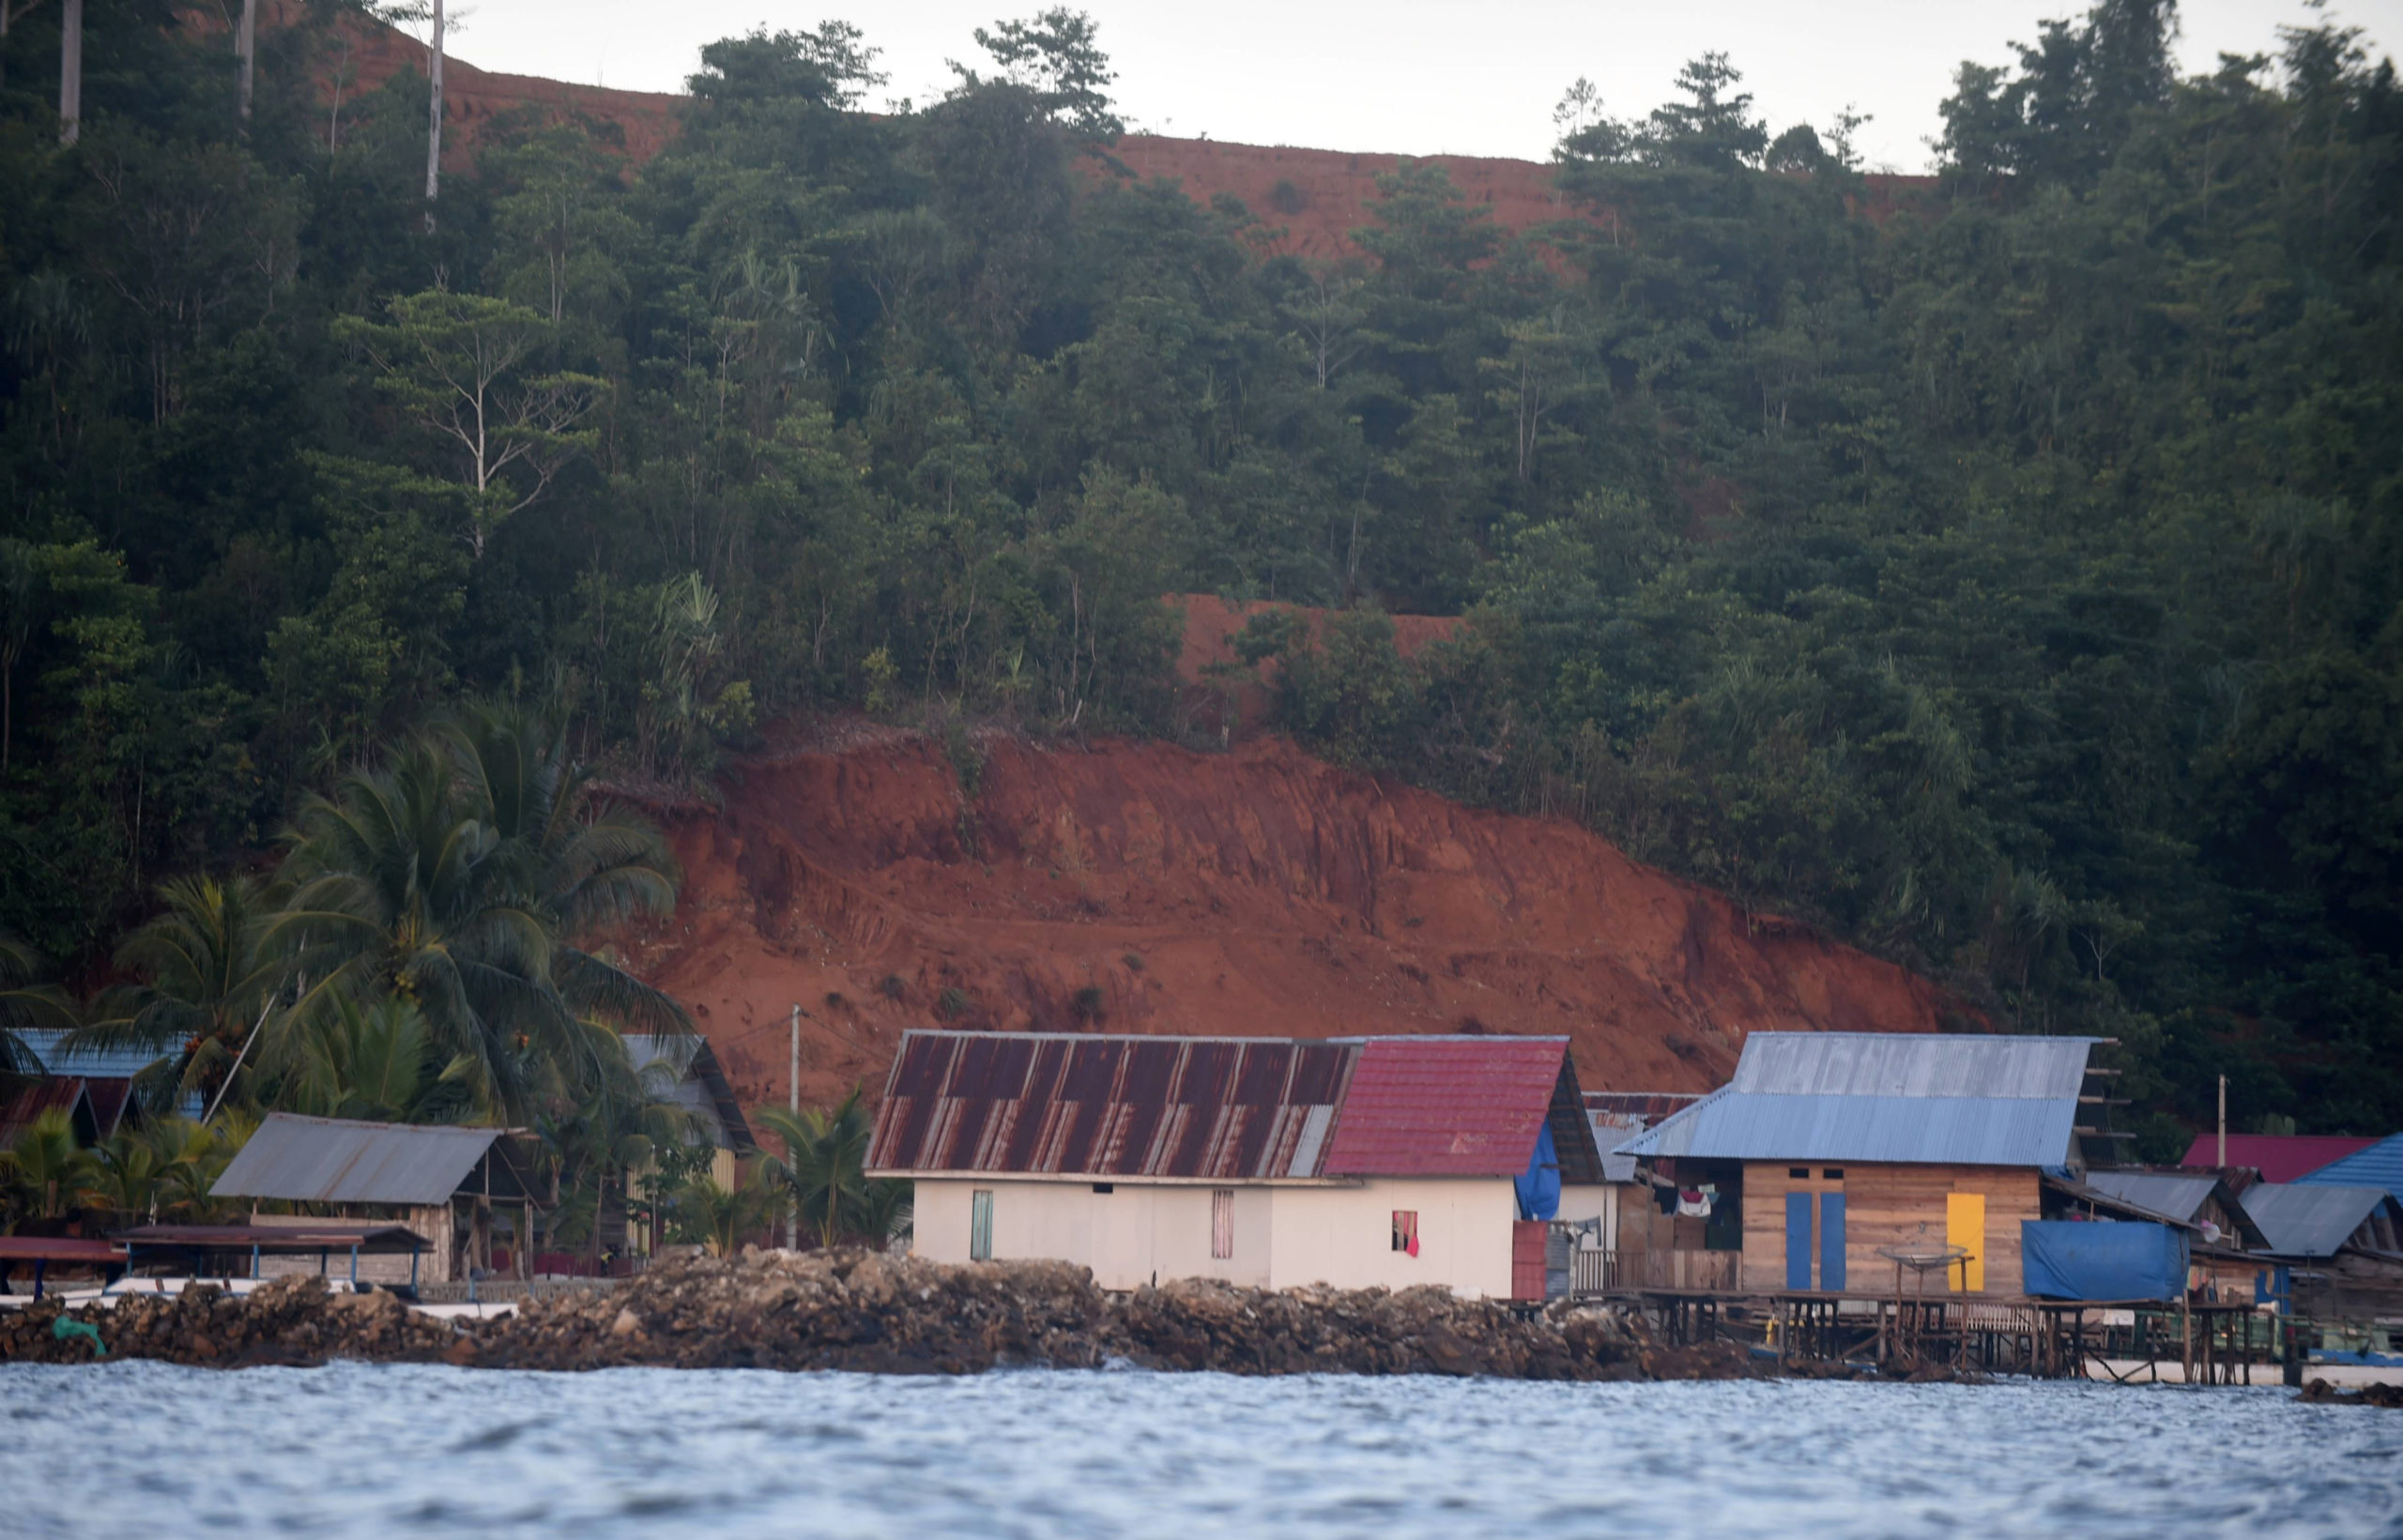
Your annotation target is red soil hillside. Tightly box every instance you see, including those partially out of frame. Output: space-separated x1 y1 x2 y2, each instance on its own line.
213 8 1936 259
626 728 1964 1116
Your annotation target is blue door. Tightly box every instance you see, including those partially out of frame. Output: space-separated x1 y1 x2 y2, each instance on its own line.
1819 1193 1846 1292
1785 1192 1814 1290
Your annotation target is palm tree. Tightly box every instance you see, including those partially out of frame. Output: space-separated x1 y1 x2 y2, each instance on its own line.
755 1090 906 1250
73 875 285 1112
145 1114 254 1223
0 930 76 1083
445 695 689 1043
79 1126 163 1224
271 700 690 1121
669 1167 774 1258
2 1108 92 1222
283 995 474 1123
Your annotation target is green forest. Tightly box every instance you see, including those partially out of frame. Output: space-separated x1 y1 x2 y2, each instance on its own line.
0 0 2396 1159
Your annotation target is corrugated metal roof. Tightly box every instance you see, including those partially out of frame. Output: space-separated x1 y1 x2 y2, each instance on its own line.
867 1030 1597 1182
0 1078 92 1147
2080 1171 2222 1223
2292 1134 2403 1204
1321 1036 1573 1180
2181 1133 2379 1182
1730 1033 2096 1100
1614 1033 2098 1166
210 1113 505 1205
624 1035 754 1151
1618 1091 2080 1166
868 1030 1359 1179
1590 1114 1645 1182
2239 1182 2400 1258
13 1028 167 1083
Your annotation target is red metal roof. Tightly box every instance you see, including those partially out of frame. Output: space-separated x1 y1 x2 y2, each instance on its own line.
1321 1037 1573 1179
869 1030 1599 1182
0 1236 126 1262
2181 1134 2380 1184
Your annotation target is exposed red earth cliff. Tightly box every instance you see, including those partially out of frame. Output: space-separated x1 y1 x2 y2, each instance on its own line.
628 726 1963 1114
208 8 1936 261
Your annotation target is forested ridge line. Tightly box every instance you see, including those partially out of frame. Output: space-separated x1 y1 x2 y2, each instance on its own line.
0 0 2396 1153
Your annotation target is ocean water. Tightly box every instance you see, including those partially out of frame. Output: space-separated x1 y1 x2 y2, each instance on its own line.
2 1363 2398 1538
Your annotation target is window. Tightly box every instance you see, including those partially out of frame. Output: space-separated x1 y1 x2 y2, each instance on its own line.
1391 1210 1419 1257
1822 1168 1844 1181
1211 1189 1234 1259
970 1190 993 1261
1091 1182 1114 1195
1789 1166 1810 1180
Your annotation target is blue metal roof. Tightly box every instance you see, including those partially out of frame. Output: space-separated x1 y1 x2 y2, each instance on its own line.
1614 1033 2099 1167
2238 1182 2401 1258
2292 1133 2403 1205
12 1029 169 1083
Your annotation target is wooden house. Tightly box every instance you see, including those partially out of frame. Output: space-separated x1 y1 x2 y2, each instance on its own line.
209 1113 542 1285
1615 1033 2120 1298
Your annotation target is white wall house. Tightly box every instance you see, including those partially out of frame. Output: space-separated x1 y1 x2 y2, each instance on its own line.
869 1029 1608 1300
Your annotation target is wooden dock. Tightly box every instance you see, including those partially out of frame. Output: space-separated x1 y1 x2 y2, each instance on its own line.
1610 1286 2295 1383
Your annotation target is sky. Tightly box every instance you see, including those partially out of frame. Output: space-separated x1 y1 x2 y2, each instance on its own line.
438 0 2403 173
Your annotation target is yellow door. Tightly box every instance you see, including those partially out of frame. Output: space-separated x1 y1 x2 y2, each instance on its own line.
1946 1193 1985 1293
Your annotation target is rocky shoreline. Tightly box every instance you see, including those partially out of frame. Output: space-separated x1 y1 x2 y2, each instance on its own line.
0 1250 1779 1380
13 1251 2382 1399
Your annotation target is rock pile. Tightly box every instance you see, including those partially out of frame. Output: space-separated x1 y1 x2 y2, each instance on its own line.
0 1275 455 1367
0 1250 1764 1381
2299 1378 2403 1408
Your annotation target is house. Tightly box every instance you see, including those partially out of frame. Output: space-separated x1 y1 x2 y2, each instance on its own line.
866 1029 1606 1300
623 1033 754 1188
0 1076 99 1150
2292 1134 2403 1209
2181 1133 2380 1183
5 1027 199 1147
1615 1033 2121 1298
2237 1182 2403 1319
207 1113 542 1285
1579 1090 1722 1288
2077 1170 2269 1251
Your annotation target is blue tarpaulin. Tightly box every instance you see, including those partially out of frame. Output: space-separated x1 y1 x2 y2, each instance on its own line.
1516 1123 1560 1221
2021 1220 2189 1301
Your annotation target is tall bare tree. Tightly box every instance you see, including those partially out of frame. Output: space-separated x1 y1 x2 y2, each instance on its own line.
423 0 443 228
57 0 81 145
237 0 256 122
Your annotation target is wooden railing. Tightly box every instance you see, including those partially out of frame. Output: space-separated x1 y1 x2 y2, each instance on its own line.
1569 1249 1741 1294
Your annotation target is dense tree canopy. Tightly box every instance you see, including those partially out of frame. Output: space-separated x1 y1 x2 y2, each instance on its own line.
0 1 2396 1150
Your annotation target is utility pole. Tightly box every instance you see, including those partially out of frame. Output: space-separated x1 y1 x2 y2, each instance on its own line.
56 0 81 146
2217 1075 2227 1167
788 1003 802 1249
422 0 444 231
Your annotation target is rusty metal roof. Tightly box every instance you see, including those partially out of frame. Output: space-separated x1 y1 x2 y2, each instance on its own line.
0 1077 94 1148
867 1030 1599 1182
115 1222 430 1255
210 1114 510 1205
1584 1091 1704 1119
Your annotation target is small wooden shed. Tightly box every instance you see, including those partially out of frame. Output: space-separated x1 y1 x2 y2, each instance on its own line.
208 1113 540 1285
